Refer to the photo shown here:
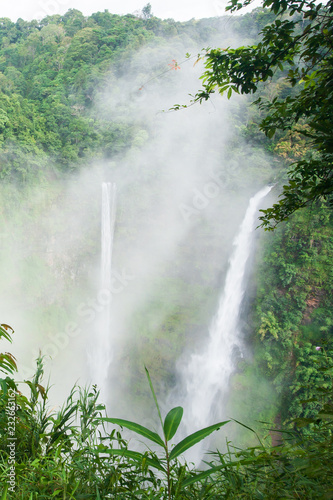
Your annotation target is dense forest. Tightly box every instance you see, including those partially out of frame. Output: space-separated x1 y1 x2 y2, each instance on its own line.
0 2 332 498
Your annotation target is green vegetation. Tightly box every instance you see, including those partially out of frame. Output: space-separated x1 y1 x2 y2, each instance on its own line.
103 367 230 500
254 203 333 423
0 4 332 498
1 326 333 498
193 0 333 227
0 7 283 180
228 201 333 441
0 9 157 176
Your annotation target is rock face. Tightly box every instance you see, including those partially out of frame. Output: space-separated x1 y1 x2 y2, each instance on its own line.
270 413 283 447
302 289 323 325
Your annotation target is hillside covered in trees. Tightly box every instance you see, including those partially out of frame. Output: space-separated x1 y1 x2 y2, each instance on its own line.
0 3 332 498
0 7 279 177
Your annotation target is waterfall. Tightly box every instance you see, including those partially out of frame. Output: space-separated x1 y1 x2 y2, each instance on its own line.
101 182 116 292
88 182 117 398
179 186 272 462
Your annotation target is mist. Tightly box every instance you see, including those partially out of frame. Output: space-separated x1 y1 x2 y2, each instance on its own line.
0 26 275 448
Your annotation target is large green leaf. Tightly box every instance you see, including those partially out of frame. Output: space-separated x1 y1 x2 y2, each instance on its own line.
163 406 183 441
169 420 230 461
103 448 166 472
101 417 165 448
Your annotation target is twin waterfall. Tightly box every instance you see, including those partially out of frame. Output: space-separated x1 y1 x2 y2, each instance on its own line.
88 182 117 399
90 183 271 457
179 186 272 462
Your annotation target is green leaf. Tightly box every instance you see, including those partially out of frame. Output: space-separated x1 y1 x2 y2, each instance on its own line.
317 413 333 420
169 420 229 461
145 367 164 429
1 485 8 500
163 406 183 441
182 467 220 487
103 448 166 472
227 87 232 99
0 324 14 344
294 417 315 428
231 418 256 434
101 417 165 448
0 379 8 395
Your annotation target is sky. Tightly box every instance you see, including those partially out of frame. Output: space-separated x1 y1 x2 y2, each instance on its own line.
0 0 253 23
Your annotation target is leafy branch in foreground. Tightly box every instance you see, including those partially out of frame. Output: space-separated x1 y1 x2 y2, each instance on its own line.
192 0 333 228
101 367 229 500
0 324 17 395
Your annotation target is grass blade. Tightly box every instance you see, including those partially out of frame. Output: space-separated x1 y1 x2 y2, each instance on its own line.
104 449 166 472
1 486 8 500
145 367 164 430
182 458 255 487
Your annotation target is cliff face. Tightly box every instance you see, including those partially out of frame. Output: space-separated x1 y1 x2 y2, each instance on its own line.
251 202 333 425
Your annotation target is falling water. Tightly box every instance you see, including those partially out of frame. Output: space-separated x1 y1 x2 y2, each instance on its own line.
101 182 117 292
88 182 117 398
180 186 272 462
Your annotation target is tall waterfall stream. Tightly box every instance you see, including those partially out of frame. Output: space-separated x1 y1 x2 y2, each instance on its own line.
88 182 117 399
178 186 272 463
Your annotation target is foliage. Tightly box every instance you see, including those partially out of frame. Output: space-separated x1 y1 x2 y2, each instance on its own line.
0 10 156 175
0 328 145 498
0 7 281 180
102 367 229 500
0 329 231 499
142 4 153 20
250 202 333 425
208 384 333 499
192 0 333 228
1 327 333 499
0 325 17 395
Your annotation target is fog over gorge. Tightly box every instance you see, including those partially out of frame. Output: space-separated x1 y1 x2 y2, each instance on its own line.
1 23 275 458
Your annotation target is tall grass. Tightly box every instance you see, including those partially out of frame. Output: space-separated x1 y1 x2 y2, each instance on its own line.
1 325 332 499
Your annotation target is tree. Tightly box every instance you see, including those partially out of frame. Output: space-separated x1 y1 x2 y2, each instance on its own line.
193 0 333 229
142 3 153 19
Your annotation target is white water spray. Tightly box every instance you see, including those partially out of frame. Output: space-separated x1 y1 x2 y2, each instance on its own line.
88 182 117 398
180 186 272 461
